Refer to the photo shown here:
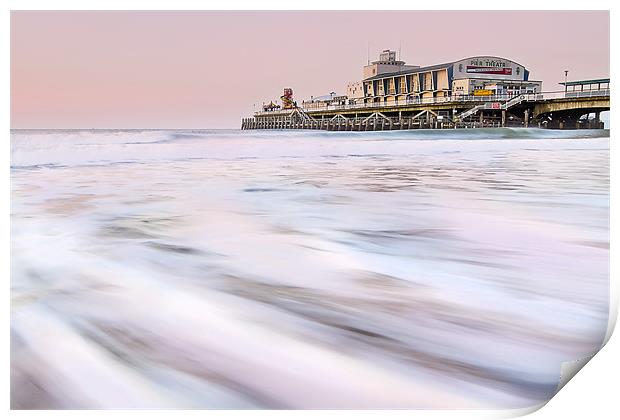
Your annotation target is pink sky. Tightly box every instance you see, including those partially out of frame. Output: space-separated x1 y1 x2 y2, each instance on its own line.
11 10 609 129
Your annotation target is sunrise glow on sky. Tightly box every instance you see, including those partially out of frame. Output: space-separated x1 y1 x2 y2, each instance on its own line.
11 10 609 128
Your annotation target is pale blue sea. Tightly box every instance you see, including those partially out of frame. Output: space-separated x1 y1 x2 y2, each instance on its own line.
10 128 610 409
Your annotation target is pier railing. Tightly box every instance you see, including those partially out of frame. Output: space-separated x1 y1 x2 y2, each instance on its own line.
254 89 610 116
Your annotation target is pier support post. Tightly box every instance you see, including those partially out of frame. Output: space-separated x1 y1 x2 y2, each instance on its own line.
524 109 529 128
501 110 506 127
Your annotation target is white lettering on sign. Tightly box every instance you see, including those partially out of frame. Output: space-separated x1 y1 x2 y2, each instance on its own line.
469 59 508 68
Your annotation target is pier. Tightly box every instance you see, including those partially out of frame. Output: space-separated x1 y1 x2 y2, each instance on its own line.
242 88 609 131
242 52 609 131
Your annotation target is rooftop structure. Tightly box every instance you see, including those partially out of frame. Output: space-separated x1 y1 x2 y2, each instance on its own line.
362 49 419 79
559 78 610 94
559 78 610 87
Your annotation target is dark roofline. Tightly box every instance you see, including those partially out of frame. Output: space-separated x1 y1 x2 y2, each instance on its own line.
559 78 610 86
363 62 454 81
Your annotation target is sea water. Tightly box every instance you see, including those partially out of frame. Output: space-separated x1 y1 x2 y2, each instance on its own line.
10 128 610 409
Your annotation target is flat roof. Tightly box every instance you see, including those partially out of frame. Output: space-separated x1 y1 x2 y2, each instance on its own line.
363 62 454 81
559 78 610 86
303 94 341 102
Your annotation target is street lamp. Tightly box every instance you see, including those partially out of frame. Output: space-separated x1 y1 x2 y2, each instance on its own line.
564 70 569 93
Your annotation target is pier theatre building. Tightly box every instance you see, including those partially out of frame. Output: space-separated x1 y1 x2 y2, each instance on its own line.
348 50 542 104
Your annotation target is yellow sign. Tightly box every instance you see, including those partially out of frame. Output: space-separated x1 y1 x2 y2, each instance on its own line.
473 89 494 96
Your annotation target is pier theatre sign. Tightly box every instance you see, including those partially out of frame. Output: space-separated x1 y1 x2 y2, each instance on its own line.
453 56 525 80
466 58 512 75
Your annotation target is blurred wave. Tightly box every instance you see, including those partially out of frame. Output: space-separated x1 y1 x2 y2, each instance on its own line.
10 127 609 169
10 129 609 409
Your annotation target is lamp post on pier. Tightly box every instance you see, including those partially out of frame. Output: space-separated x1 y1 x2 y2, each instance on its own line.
564 70 569 93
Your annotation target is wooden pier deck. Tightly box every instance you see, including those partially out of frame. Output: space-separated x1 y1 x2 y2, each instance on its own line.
241 116 510 131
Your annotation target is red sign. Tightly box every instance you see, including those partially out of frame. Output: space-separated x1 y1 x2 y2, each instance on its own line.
466 66 512 75
484 102 501 109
